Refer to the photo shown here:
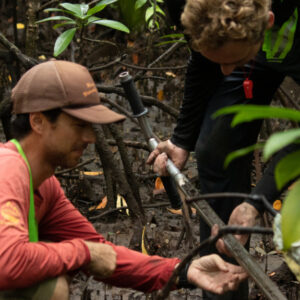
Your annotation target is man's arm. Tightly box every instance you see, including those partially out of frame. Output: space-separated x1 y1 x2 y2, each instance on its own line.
170 50 223 151
215 143 300 256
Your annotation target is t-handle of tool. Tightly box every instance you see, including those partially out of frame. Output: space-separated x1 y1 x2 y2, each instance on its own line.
119 71 184 207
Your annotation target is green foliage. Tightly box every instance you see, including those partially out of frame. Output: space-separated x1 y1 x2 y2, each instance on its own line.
263 128 300 161
118 0 165 33
281 180 300 250
224 143 264 168
213 104 300 127
36 0 130 56
156 33 187 46
275 150 300 190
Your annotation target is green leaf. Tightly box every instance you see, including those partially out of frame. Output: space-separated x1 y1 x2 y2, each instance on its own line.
60 3 83 17
52 21 76 29
87 16 101 25
135 0 147 10
89 0 118 14
92 19 130 33
224 143 264 168
160 33 185 39
36 16 74 24
87 4 106 16
275 150 300 190
44 8 67 13
213 105 300 127
145 6 154 23
155 39 187 46
80 4 89 16
54 27 76 56
154 4 165 16
281 179 300 250
264 129 300 161
96 0 118 5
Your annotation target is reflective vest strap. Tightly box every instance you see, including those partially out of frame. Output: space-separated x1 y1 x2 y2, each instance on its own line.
262 7 298 62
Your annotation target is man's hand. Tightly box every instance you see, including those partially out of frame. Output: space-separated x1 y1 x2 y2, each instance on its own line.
146 140 189 176
212 202 260 257
187 254 248 294
84 241 117 278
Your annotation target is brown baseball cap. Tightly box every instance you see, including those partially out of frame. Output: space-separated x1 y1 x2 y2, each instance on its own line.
11 60 125 124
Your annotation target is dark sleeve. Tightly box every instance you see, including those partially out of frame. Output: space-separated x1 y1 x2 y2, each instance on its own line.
245 143 300 213
170 50 223 151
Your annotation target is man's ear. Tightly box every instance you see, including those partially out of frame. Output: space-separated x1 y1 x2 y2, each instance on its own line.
29 112 45 134
267 11 275 29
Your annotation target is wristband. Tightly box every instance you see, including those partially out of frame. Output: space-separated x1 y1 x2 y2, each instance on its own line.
177 261 196 289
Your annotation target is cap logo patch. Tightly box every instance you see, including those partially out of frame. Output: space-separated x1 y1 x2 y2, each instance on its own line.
83 82 97 97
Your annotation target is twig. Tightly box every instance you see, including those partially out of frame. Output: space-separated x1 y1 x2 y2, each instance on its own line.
186 192 277 216
96 84 179 118
83 37 118 49
100 96 139 125
106 138 149 151
156 226 274 300
89 202 170 220
278 86 300 111
55 158 96 175
38 0 59 12
118 61 187 71
0 31 38 69
134 38 186 81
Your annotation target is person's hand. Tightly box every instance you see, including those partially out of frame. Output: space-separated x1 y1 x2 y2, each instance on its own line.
212 202 260 257
187 254 248 294
146 140 189 176
84 241 117 278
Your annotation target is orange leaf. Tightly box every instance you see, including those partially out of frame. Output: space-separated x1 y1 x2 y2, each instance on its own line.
96 196 108 209
132 53 139 65
157 89 164 101
154 177 165 190
127 40 134 48
273 199 282 211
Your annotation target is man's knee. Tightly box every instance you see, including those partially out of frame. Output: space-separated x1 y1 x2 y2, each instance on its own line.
50 275 70 300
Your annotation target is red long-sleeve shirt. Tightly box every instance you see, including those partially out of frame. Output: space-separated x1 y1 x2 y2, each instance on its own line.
0 142 180 291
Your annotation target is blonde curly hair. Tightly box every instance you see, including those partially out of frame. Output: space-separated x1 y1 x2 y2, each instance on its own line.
181 0 271 51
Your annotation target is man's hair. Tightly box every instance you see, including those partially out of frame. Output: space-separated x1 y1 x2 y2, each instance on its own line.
181 0 271 51
10 109 62 140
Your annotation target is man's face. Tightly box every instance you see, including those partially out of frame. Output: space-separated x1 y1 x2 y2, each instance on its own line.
42 112 96 169
200 40 262 75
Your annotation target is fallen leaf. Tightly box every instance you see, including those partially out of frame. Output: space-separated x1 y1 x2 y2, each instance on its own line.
154 177 165 190
116 194 129 216
157 89 164 101
132 53 139 64
17 23 25 29
141 226 148 255
83 171 103 176
273 199 282 211
96 196 108 209
165 71 176 78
